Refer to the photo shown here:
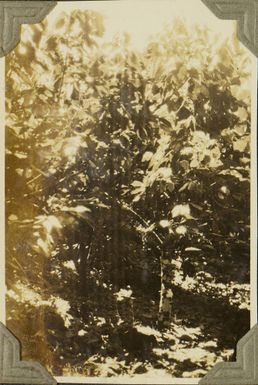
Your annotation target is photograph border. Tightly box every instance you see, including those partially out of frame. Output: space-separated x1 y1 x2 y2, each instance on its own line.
0 1 257 384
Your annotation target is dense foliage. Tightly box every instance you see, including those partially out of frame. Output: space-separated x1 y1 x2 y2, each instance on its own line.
6 11 251 378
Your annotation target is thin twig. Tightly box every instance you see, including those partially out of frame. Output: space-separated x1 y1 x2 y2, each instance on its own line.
57 48 69 102
120 201 163 246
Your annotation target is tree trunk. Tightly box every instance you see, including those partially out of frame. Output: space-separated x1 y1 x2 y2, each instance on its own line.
108 147 124 290
158 245 177 329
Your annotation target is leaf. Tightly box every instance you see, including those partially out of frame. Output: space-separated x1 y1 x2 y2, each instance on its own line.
172 204 192 219
234 107 248 122
55 18 66 29
36 238 49 255
32 103 49 118
142 151 153 162
27 114 38 129
179 160 190 172
22 90 36 107
175 225 187 235
180 147 193 156
114 288 133 301
131 187 144 195
131 181 143 187
234 125 247 136
154 104 169 118
158 167 172 179
230 85 250 102
185 247 201 252
46 36 59 51
14 67 32 86
220 186 230 195
133 195 142 203
41 215 62 233
14 152 27 159
219 169 247 181
78 329 87 336
190 202 203 211
159 220 170 228
179 182 189 192
233 136 249 152
72 206 91 214
166 181 175 192
8 214 18 221
190 159 199 168
64 83 74 100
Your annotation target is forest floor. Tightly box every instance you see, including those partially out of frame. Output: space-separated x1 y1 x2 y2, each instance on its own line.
60 284 247 378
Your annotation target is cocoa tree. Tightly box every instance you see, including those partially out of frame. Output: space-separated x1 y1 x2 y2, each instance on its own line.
6 12 251 376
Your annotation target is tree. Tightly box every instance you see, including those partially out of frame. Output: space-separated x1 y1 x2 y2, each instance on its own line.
6 12 251 376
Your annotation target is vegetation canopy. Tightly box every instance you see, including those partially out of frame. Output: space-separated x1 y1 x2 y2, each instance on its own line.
6 9 251 379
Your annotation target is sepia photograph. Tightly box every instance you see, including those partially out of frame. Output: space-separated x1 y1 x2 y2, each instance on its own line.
3 0 257 382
